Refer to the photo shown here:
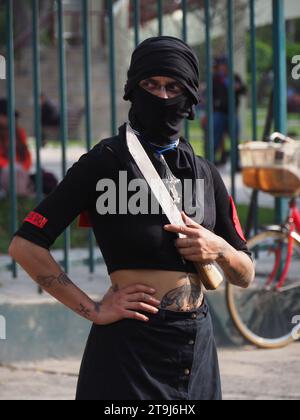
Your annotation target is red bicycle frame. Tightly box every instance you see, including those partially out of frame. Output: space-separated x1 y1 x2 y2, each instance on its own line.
266 198 300 290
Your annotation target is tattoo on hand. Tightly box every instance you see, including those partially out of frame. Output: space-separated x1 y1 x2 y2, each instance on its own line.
36 272 72 289
94 301 102 313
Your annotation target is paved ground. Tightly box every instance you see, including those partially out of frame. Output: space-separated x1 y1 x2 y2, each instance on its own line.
0 344 299 400
220 343 300 400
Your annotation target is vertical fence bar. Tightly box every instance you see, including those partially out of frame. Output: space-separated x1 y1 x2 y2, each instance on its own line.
182 0 189 141
204 0 214 162
250 0 257 141
82 0 95 273
32 0 43 204
32 0 43 292
272 0 287 224
6 0 17 278
249 0 258 234
57 0 70 273
227 0 236 200
82 0 93 155
108 0 117 136
133 0 140 47
182 0 188 42
157 0 163 36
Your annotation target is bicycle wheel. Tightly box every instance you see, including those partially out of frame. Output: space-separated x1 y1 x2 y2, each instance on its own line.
226 230 300 349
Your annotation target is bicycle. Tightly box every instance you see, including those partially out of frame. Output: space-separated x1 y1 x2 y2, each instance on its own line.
226 133 300 349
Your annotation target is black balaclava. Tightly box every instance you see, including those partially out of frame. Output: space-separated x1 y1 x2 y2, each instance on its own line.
124 36 200 145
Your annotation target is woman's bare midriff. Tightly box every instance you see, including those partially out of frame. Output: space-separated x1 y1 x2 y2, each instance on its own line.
110 269 204 312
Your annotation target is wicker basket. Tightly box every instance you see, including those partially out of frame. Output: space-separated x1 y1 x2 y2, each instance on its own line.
240 137 300 197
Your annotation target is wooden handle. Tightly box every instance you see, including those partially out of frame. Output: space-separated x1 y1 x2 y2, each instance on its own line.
195 263 223 291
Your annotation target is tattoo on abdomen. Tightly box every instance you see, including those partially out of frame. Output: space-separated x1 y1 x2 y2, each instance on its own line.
160 278 203 311
36 272 72 289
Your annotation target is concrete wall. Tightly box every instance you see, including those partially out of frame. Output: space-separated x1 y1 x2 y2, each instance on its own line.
0 43 130 142
0 291 245 363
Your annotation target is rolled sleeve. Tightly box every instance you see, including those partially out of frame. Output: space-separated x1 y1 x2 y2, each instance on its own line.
14 143 112 249
207 160 252 260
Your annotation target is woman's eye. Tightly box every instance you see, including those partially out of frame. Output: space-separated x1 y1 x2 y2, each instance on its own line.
168 84 182 93
140 80 183 95
142 81 157 90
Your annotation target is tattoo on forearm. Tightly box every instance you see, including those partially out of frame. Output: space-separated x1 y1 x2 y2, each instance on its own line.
75 301 102 320
57 273 72 286
36 272 73 289
76 303 92 320
36 275 56 288
228 266 251 287
218 254 251 287
160 278 204 311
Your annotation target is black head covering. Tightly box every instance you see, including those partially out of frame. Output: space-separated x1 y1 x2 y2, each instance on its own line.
0 98 20 118
124 36 200 105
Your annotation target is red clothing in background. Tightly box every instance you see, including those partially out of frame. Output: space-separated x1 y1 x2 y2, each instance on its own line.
0 126 32 171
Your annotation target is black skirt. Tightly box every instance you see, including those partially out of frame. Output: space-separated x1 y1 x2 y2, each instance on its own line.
76 302 222 400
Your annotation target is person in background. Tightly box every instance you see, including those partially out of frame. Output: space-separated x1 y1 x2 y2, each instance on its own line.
41 93 60 128
0 99 34 198
0 98 32 172
212 56 247 169
40 93 60 146
0 98 58 199
0 98 34 198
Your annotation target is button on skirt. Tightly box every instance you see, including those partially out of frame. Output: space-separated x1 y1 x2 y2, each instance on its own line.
76 302 222 400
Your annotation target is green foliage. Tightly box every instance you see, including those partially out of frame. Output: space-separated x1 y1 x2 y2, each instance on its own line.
286 42 300 61
247 37 273 76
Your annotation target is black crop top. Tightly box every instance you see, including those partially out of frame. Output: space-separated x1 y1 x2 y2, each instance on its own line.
14 123 252 275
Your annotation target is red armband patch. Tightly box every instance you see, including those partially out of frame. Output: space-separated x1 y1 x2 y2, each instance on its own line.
78 211 92 228
24 211 48 229
229 196 246 242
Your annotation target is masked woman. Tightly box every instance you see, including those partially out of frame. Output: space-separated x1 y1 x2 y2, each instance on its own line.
9 37 254 401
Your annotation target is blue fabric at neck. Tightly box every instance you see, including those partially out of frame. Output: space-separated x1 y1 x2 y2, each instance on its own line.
138 135 180 156
152 142 180 155
130 124 180 155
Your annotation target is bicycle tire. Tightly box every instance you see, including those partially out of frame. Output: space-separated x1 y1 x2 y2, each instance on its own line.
226 230 300 349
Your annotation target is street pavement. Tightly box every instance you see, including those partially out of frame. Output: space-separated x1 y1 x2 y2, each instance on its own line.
0 343 299 400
